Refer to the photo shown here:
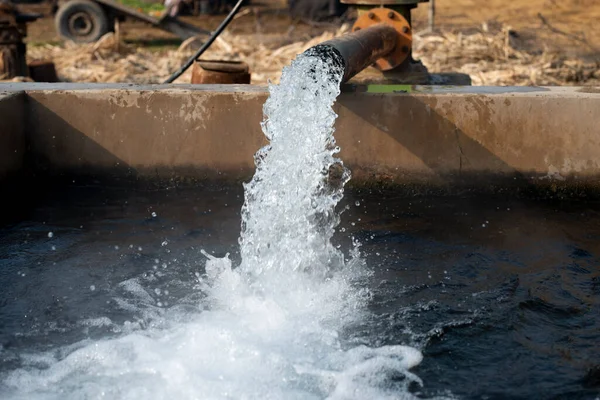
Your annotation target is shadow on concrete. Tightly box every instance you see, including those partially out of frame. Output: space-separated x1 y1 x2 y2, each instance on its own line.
21 97 254 189
338 93 529 190
24 97 137 183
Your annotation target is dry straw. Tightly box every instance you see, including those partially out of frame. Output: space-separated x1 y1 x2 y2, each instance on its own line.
23 23 600 86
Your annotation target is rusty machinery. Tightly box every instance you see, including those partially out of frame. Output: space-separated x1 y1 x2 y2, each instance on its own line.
0 1 58 81
319 0 469 85
0 0 33 79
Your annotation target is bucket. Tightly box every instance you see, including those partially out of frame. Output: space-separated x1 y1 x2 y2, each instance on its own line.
191 60 251 84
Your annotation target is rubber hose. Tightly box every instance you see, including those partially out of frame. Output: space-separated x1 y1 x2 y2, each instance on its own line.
163 0 245 84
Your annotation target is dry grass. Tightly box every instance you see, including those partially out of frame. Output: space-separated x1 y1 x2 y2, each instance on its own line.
414 25 600 86
24 23 600 86
24 25 349 84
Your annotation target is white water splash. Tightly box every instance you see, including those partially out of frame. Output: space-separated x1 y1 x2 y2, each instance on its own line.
239 50 348 281
0 51 423 399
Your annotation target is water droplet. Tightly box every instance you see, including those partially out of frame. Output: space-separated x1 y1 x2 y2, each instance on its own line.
151 212 157 218
47 232 54 238
90 285 96 291
355 201 360 207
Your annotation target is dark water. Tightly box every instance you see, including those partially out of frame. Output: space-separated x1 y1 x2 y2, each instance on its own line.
0 184 599 399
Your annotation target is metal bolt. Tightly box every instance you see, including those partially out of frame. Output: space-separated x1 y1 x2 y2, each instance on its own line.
401 45 409 53
368 12 375 19
402 26 410 34
388 11 395 19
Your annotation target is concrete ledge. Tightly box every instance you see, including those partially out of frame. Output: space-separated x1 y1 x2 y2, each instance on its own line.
0 91 25 181
1 83 600 190
25 88 267 180
336 88 600 187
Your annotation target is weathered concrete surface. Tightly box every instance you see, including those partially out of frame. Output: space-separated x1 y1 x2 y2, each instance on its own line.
335 88 600 186
25 88 268 180
0 91 25 181
2 83 600 188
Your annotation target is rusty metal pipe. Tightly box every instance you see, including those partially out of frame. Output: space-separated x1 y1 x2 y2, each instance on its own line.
304 23 398 83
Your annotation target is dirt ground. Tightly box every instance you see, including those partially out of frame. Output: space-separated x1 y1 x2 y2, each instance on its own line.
23 0 600 59
14 0 600 85
412 0 600 61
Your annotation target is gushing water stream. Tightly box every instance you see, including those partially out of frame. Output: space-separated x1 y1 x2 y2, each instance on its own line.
0 50 423 399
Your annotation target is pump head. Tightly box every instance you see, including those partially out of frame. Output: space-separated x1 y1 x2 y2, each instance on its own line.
340 0 428 71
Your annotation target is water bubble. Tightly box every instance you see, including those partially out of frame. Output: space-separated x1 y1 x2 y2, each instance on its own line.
355 201 360 207
90 285 96 291
151 212 157 218
51 245 56 251
48 232 54 238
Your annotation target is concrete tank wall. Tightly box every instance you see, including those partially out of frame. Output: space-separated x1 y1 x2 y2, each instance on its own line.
1 83 599 189
24 86 267 180
335 87 600 186
0 91 25 181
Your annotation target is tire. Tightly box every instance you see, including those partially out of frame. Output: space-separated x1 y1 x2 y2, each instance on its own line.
55 0 109 43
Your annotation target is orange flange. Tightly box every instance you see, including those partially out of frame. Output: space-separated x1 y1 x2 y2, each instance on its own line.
352 8 412 71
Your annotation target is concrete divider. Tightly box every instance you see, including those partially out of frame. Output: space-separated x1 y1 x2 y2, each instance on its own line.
0 83 599 190
0 91 25 181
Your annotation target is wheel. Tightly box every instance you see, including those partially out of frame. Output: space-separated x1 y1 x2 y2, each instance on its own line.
54 0 109 43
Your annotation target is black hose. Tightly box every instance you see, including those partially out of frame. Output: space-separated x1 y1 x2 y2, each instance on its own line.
163 0 245 84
